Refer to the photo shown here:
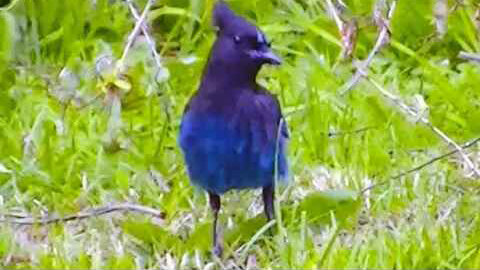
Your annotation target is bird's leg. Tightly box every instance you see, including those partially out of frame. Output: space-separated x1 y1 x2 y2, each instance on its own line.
208 192 223 257
262 184 275 221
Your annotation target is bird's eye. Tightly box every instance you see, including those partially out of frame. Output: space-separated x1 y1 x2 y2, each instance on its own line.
233 35 241 44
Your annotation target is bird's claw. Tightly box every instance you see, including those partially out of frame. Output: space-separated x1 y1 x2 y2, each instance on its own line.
212 242 223 258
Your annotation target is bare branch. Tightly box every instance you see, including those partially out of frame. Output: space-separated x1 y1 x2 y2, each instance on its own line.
120 0 156 66
367 76 480 177
0 203 165 225
434 0 448 38
126 0 165 73
341 20 358 59
326 0 345 33
340 0 397 95
459 51 480 63
326 0 357 59
361 137 480 194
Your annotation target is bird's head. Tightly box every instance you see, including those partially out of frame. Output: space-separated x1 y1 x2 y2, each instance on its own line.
210 1 281 69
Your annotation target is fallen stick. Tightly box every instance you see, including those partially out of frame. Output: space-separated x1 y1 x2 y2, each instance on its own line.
0 203 164 225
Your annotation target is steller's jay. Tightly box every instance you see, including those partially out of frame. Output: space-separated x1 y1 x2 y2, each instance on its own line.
179 1 288 257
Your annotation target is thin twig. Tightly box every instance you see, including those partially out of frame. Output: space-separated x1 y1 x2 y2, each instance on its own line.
126 0 165 71
0 203 164 225
367 76 480 177
120 0 156 66
434 0 448 38
340 0 397 95
458 51 480 63
326 0 344 33
2 213 29 219
327 126 378 138
361 137 480 194
326 0 357 59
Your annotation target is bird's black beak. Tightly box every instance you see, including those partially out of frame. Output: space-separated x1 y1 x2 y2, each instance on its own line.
259 50 282 65
248 48 282 65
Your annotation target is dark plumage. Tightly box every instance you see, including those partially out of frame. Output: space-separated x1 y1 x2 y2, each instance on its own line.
179 1 288 256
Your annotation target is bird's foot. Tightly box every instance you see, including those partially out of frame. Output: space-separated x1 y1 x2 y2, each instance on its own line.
212 242 223 258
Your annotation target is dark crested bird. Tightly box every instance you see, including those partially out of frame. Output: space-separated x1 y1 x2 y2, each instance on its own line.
178 1 288 256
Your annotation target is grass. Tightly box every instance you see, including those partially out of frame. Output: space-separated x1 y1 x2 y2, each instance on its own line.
1 0 480 268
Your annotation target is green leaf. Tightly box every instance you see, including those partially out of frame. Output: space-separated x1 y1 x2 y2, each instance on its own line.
105 255 136 269
123 219 180 249
0 11 14 62
113 78 132 92
185 221 211 252
225 215 268 244
0 163 11 173
39 26 64 46
149 6 201 22
298 190 360 226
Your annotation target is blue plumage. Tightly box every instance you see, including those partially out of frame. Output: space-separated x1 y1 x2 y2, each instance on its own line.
179 89 288 194
178 0 288 256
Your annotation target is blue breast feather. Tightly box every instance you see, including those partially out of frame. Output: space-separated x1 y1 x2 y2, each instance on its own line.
179 102 288 194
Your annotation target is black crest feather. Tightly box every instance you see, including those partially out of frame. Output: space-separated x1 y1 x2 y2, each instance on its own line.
213 1 236 31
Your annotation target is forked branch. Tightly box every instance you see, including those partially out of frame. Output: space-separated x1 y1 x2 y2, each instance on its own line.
126 0 165 72
120 0 156 65
326 0 357 59
367 77 480 178
340 0 397 95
